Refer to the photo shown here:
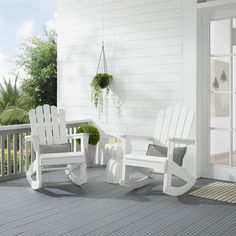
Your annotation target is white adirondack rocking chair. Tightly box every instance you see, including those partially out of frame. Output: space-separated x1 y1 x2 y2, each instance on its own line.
25 105 89 190
120 106 196 196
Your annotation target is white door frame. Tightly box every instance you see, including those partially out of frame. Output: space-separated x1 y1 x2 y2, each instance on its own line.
197 3 236 182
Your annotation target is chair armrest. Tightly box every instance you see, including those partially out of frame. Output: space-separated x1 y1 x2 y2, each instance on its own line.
122 134 154 142
67 133 89 151
25 135 40 152
121 134 154 154
166 138 195 163
66 133 88 140
168 138 195 145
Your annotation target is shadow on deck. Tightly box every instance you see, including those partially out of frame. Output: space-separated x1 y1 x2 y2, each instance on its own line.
0 167 235 236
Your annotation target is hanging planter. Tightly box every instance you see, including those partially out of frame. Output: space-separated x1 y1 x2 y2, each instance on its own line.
91 42 113 108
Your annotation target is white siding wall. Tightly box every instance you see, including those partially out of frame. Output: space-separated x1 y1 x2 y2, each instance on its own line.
57 0 196 165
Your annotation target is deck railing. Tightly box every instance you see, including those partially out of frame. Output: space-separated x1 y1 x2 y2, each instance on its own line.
0 119 90 181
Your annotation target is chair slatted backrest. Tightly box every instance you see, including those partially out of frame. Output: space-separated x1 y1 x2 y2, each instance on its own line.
154 106 194 146
29 104 67 145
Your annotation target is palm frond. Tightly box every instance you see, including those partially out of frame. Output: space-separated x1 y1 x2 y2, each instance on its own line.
0 107 29 125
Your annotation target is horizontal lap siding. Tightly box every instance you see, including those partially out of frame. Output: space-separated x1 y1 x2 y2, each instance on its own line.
58 0 183 163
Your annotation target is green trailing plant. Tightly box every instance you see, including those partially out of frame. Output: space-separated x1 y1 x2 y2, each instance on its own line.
90 73 113 108
76 124 100 145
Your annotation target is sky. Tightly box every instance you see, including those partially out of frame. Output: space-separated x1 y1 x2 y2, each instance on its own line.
0 0 57 83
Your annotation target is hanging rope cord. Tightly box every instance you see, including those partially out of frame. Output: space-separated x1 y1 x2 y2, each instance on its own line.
96 42 108 74
96 0 108 75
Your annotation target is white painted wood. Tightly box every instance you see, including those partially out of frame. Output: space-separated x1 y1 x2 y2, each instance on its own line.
1 135 5 176
25 105 89 189
29 109 39 137
19 133 23 173
43 104 53 145
182 0 197 177
57 0 187 165
120 106 196 196
175 107 188 138
7 135 11 175
105 143 124 184
35 106 47 144
197 0 236 8
198 5 236 182
154 110 165 142
51 106 60 144
168 105 181 139
160 106 173 144
182 111 194 138
0 120 91 181
25 138 29 171
59 109 67 144
13 134 17 174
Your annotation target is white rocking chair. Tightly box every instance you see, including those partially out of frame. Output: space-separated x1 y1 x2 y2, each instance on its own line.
120 106 196 196
25 104 89 190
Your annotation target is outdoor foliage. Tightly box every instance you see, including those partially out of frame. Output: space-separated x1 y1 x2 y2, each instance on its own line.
2 149 20 175
77 124 100 145
18 29 57 107
0 74 32 125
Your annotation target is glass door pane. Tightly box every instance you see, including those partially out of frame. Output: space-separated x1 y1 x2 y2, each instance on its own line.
210 57 230 129
233 57 236 130
210 57 230 91
210 130 230 166
233 132 236 166
210 19 231 55
210 94 230 128
233 19 236 54
209 19 232 167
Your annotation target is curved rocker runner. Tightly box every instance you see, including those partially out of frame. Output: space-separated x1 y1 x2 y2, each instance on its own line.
25 104 89 190
119 106 196 196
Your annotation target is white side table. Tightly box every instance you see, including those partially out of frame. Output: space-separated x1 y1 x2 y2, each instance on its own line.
104 143 124 184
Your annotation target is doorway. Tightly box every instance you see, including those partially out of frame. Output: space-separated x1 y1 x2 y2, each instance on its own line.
198 3 236 181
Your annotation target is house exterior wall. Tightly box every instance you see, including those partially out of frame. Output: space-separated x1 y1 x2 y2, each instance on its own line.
57 0 197 174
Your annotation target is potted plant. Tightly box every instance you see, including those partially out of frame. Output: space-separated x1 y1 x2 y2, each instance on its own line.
77 124 100 167
91 73 113 108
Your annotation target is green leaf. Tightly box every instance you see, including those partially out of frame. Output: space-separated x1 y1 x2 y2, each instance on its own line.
17 29 57 107
77 125 100 145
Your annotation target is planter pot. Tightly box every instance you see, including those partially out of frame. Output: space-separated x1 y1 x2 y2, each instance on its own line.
97 76 109 89
85 144 97 167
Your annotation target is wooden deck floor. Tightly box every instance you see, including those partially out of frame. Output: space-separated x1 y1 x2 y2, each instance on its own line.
0 167 235 236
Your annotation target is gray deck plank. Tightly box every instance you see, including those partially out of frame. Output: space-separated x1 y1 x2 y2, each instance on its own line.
0 167 235 236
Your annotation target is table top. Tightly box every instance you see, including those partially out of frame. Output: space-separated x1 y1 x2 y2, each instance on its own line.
105 143 123 148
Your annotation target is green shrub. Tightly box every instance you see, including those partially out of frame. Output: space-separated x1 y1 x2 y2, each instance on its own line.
77 124 100 145
0 150 20 175
0 148 31 175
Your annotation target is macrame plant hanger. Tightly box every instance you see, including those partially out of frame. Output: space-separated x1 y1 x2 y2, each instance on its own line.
94 0 111 116
96 42 108 115
96 41 108 75
96 0 107 75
